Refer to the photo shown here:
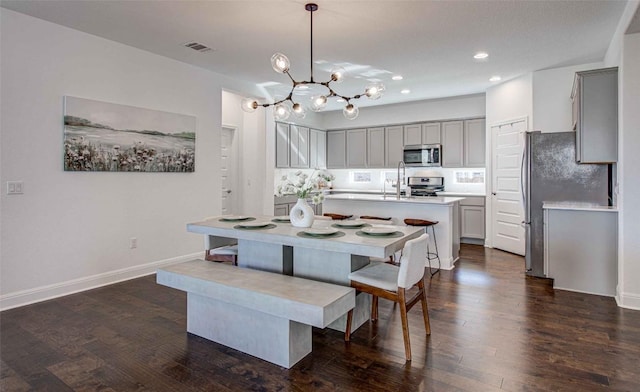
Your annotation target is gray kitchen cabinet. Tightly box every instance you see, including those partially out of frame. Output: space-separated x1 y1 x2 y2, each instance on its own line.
274 203 289 216
274 195 322 216
459 196 485 242
327 130 346 168
309 129 326 169
346 129 367 168
367 127 385 168
289 125 310 168
572 67 618 163
463 118 486 167
441 121 464 167
422 122 441 144
403 124 422 146
275 122 290 168
385 125 404 167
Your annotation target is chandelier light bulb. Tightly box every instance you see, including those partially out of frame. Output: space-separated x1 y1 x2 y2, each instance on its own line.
271 53 290 74
365 82 385 100
292 102 307 119
330 66 346 83
274 103 291 121
241 97 259 113
343 103 359 120
310 95 328 112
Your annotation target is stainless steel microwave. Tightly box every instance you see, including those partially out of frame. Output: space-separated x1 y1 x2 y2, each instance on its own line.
403 144 441 167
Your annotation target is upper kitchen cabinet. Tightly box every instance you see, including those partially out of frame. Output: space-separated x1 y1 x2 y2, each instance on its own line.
441 119 486 168
572 67 618 163
422 122 441 144
385 125 404 167
367 127 385 168
275 122 290 168
289 125 310 168
441 121 464 167
463 119 486 167
346 129 367 168
327 130 346 169
403 124 422 146
309 129 326 169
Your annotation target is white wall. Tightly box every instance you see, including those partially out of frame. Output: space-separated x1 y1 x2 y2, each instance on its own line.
619 32 640 309
320 94 486 130
0 9 260 309
532 62 602 133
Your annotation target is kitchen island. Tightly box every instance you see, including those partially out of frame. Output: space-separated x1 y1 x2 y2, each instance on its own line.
323 194 465 270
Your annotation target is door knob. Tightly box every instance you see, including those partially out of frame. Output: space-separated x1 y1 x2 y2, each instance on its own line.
226 189 232 194
492 192 497 195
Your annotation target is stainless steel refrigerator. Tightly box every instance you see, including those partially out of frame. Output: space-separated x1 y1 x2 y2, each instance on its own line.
523 131 610 277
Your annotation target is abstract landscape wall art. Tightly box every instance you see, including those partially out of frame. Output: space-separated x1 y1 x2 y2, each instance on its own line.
64 96 196 172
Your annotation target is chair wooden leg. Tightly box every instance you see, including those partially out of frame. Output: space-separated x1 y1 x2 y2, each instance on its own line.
371 295 379 321
344 309 354 342
418 279 431 335
398 288 412 362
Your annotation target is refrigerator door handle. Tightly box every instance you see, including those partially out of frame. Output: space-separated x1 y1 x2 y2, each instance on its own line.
520 132 526 207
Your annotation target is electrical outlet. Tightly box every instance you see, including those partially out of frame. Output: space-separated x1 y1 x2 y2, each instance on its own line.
6 181 23 195
130 237 137 249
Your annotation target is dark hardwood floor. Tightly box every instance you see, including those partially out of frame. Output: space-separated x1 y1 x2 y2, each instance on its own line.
2 245 640 391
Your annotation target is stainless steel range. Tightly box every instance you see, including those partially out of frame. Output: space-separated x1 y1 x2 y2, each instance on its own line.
408 176 444 197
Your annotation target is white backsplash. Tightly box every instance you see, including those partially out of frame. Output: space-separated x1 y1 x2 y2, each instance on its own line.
274 167 486 194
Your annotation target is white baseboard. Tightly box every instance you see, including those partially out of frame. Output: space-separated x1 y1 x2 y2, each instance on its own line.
0 252 201 311
615 291 640 310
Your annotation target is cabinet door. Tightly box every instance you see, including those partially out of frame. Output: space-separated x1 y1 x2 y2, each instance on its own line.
422 122 441 144
577 68 618 163
326 131 346 169
275 122 290 168
460 206 485 239
274 204 288 216
403 124 422 146
346 129 367 168
385 125 404 167
463 119 486 167
367 127 385 168
441 121 464 167
290 125 309 168
309 129 326 169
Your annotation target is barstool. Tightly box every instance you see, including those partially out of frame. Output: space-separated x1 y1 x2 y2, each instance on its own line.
404 218 441 276
323 213 353 220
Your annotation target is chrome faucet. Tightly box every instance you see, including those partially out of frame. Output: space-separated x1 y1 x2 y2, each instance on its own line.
397 160 406 200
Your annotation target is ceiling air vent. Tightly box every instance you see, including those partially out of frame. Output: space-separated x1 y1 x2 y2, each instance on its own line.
183 42 213 53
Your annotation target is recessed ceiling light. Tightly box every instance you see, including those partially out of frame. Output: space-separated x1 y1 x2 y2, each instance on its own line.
392 75 403 81
336 98 345 102
489 75 502 82
401 89 411 94
298 85 309 90
474 52 489 60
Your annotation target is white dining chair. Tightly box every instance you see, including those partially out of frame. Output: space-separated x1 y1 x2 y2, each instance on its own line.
344 233 431 362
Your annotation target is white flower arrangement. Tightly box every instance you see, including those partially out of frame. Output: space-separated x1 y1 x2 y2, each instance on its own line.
277 170 335 205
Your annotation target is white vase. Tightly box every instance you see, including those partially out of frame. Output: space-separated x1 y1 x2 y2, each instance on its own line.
289 198 315 228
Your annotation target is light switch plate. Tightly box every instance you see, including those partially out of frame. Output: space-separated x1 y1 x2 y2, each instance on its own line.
7 181 24 195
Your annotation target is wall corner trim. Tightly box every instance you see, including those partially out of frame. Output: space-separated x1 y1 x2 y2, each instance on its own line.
615 291 640 310
0 253 201 311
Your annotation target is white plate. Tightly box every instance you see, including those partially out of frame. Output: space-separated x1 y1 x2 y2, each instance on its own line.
334 220 366 228
220 215 252 222
303 227 339 236
237 221 270 228
361 226 397 235
272 216 291 222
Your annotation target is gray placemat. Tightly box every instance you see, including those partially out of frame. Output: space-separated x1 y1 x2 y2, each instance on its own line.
219 217 255 223
331 223 370 229
355 230 404 238
233 223 277 230
272 218 291 223
296 231 346 239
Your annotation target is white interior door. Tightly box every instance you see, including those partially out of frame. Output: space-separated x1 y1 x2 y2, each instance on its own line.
491 118 526 255
221 127 238 215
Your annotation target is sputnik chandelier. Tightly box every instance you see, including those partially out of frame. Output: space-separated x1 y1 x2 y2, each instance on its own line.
241 3 385 121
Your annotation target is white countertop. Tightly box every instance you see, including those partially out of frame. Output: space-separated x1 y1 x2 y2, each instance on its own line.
328 188 485 197
437 191 486 197
324 193 465 205
542 201 618 213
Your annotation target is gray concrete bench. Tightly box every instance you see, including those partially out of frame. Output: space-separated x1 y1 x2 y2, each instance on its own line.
156 260 355 368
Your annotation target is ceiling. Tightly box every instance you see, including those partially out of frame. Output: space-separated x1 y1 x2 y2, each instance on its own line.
0 0 629 112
